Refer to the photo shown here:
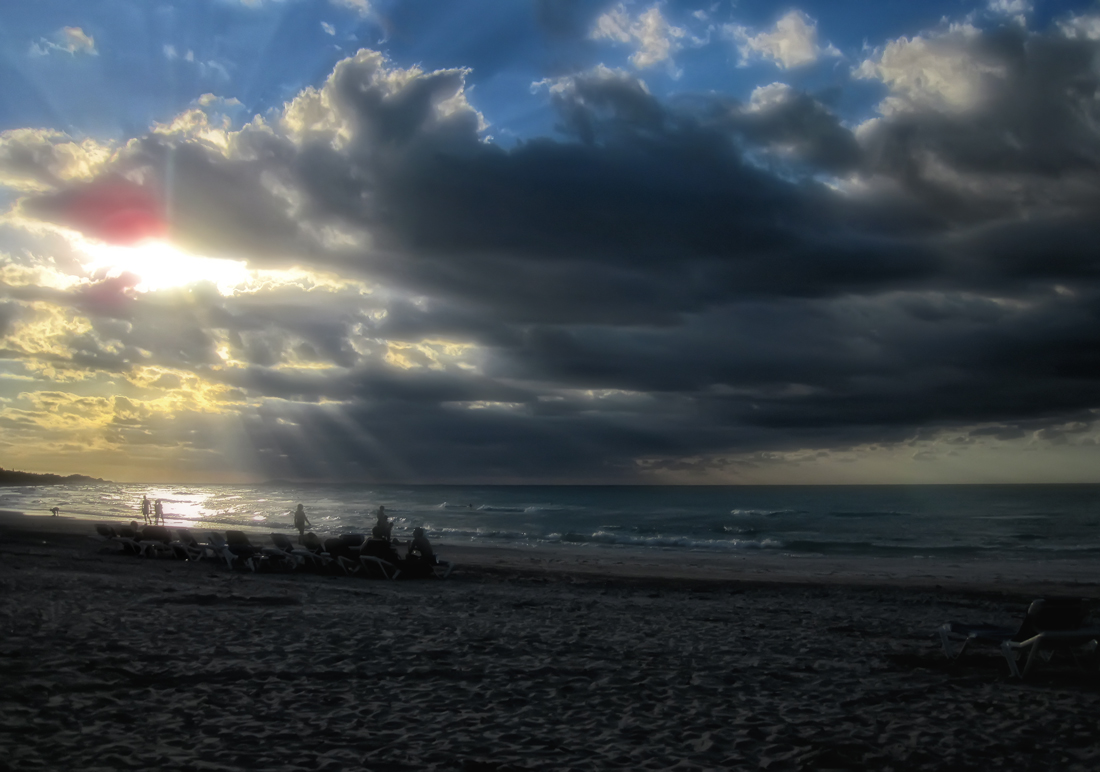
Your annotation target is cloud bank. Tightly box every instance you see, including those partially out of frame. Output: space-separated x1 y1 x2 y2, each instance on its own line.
4 9 1100 483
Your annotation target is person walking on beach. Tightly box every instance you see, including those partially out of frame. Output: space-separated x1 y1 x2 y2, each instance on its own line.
154 499 164 525
141 495 150 525
293 504 311 541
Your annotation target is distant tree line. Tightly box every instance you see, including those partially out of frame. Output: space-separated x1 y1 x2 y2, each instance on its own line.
0 467 106 486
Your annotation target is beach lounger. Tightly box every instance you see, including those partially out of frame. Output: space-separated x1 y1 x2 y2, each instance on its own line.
321 537 363 576
339 533 366 548
269 533 326 571
206 532 245 570
225 530 261 571
138 525 174 558
999 599 1100 678
170 528 206 561
939 621 1018 661
114 524 145 555
94 523 142 555
359 538 401 580
250 534 297 572
294 532 337 572
940 598 1100 678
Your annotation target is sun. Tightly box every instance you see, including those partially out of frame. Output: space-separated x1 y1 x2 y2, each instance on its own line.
79 238 252 295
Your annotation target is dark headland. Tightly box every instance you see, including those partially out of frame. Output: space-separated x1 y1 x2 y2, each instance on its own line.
0 466 107 486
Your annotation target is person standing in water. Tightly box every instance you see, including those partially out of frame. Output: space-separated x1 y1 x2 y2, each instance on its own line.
141 495 150 525
154 499 164 525
293 504 311 541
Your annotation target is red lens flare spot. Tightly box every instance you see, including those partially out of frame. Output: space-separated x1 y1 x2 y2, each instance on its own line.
62 180 168 244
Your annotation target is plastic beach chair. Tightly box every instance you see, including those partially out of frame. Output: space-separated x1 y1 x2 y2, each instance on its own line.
358 538 402 579
171 528 206 561
321 537 364 576
999 599 1100 678
432 557 454 580
296 532 336 570
940 598 1100 678
138 525 174 558
206 532 244 570
225 530 261 571
269 533 326 571
250 534 297 572
94 523 141 555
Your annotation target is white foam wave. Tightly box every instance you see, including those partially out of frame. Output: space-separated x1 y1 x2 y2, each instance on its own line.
729 508 803 517
545 530 783 551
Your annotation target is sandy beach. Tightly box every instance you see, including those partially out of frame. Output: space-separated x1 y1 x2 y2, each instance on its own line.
2 511 1100 771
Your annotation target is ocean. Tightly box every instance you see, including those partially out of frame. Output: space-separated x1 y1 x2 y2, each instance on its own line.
3 483 1099 563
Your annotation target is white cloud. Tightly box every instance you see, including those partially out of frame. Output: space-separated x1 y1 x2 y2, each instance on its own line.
855 24 1006 115
1060 14 1100 40
590 4 687 72
281 49 486 146
987 0 1032 26
199 59 231 81
152 95 245 150
321 22 336 36
746 82 795 112
29 26 98 57
0 129 115 192
531 64 647 97
725 10 839 70
163 45 228 80
987 0 1032 16
331 0 371 18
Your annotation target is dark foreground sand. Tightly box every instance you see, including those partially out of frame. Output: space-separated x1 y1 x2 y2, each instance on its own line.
2 512 1100 771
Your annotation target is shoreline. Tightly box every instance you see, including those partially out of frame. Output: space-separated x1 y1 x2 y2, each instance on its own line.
4 509 1100 596
3 511 1100 770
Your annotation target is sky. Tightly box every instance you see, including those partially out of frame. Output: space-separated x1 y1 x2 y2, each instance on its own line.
3 0 1100 485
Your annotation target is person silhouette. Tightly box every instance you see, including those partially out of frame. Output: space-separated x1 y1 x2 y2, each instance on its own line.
154 499 164 525
141 495 150 525
293 504 311 541
407 527 434 562
371 505 393 541
50 506 60 517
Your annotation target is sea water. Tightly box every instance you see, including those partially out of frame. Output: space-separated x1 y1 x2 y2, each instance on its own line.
3 483 1100 563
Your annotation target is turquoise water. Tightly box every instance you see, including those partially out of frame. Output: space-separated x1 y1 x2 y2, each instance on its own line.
4 483 1100 561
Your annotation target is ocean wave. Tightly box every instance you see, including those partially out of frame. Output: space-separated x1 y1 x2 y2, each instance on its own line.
781 539 993 555
729 509 805 517
827 510 911 518
544 530 784 551
974 514 1052 521
423 525 532 541
523 505 572 514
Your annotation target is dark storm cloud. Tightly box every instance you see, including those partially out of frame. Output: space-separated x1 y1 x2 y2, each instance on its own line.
858 25 1100 220
724 87 863 174
11 21 1100 481
217 364 531 406
237 396 706 483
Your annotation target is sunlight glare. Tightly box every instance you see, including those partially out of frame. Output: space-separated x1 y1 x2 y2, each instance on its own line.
80 238 252 295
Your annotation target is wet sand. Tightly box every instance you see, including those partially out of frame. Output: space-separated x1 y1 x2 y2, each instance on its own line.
2 511 1100 771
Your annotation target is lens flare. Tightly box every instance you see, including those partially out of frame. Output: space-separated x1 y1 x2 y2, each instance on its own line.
80 238 251 295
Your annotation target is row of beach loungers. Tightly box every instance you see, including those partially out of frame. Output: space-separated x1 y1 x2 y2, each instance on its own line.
940 597 1100 679
94 523 453 580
